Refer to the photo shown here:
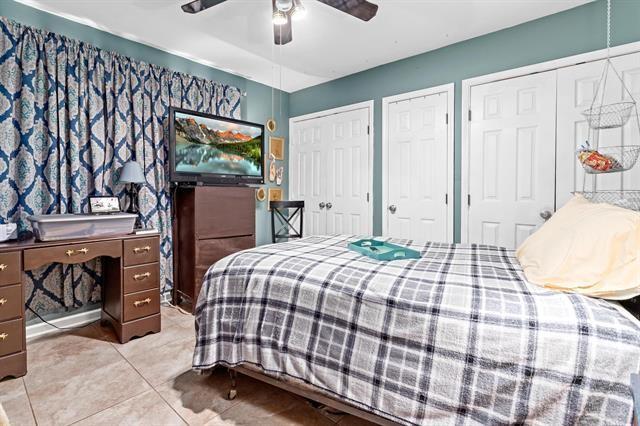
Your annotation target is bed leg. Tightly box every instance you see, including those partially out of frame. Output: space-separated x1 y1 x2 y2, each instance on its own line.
228 369 237 400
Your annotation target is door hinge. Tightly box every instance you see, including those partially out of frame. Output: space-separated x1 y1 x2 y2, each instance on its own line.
445 193 448 205
366 192 370 202
467 194 471 206
367 125 370 135
468 110 472 121
445 113 449 124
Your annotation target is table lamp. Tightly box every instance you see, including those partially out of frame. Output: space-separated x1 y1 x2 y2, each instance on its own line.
119 161 145 229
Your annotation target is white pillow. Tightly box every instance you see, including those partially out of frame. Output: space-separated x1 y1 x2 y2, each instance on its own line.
516 195 640 299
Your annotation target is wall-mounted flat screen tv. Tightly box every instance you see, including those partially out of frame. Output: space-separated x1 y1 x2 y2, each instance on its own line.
169 107 264 185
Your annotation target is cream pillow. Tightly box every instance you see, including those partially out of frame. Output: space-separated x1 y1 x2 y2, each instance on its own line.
516 195 640 299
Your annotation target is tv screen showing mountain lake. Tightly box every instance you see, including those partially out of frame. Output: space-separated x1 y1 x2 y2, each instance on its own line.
174 112 263 176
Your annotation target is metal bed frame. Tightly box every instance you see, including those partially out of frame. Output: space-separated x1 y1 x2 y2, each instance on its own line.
227 365 397 425
222 297 640 425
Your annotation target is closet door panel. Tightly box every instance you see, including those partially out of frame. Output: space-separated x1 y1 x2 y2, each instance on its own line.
386 92 449 242
468 70 557 248
290 120 326 236
325 108 371 235
615 54 640 192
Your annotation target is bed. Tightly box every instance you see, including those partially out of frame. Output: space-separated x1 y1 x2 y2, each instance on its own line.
192 235 640 425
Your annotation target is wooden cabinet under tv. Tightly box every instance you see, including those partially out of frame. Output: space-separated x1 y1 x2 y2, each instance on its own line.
174 185 255 308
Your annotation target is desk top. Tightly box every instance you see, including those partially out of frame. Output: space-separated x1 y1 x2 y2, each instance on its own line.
0 232 159 253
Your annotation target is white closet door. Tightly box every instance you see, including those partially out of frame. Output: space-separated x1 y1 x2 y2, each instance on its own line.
290 118 326 236
468 70 557 248
325 108 371 235
290 105 372 237
557 52 640 208
386 92 449 242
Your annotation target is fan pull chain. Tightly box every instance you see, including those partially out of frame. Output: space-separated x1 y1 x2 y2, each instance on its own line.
279 40 283 119
606 0 611 53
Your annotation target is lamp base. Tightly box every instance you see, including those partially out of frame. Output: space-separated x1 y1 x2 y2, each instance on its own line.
126 183 142 229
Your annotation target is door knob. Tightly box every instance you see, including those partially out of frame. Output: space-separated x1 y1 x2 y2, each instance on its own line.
388 205 397 214
326 202 333 210
540 210 552 221
319 202 326 209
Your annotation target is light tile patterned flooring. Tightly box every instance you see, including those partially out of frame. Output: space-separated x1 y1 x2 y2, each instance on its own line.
0 306 374 426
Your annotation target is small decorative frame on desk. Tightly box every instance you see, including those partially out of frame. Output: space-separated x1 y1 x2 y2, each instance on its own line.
89 196 121 214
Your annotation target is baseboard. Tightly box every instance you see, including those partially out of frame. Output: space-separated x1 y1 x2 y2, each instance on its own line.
26 308 102 340
26 290 173 340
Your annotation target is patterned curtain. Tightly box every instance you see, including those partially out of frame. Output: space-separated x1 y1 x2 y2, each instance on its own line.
0 18 241 315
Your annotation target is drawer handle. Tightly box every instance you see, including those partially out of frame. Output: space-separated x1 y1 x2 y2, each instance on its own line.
0 332 7 341
66 248 89 257
0 297 6 306
133 272 151 281
133 297 152 307
0 264 7 271
133 246 151 254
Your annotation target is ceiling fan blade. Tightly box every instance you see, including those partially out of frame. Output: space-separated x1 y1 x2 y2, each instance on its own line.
181 0 228 14
317 0 378 21
273 4 293 45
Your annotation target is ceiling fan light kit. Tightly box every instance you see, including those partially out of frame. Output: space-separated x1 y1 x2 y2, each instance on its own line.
272 9 288 26
290 0 307 21
181 0 378 45
275 0 294 12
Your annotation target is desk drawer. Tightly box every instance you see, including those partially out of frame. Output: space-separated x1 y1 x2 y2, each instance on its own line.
24 241 121 270
0 252 21 287
123 289 160 322
0 285 22 322
124 263 159 294
0 318 22 357
124 238 159 267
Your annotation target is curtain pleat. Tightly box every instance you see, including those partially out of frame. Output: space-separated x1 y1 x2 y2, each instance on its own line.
0 17 241 315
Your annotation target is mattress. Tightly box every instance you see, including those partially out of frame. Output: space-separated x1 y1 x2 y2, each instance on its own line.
193 235 640 425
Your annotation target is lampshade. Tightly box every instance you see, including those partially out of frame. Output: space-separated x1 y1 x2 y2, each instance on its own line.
118 161 145 184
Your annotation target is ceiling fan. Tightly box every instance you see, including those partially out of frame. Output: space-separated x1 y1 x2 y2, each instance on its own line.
181 0 379 45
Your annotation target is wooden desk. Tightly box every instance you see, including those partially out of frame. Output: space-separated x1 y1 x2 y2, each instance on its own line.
0 233 161 381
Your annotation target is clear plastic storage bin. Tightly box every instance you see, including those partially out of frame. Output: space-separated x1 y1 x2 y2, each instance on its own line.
27 213 137 241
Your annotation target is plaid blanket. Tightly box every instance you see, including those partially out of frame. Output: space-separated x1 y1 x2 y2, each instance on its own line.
193 235 640 425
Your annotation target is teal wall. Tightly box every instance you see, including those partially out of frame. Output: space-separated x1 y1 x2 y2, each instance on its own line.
289 0 640 242
7 0 640 246
2 0 289 247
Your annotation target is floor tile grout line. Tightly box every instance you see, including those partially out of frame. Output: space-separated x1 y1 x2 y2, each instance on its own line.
64 331 182 425
152 383 192 425
24 333 152 426
21 312 193 426
110 339 192 424
20 377 39 426
62 325 156 425
151 368 247 425
104 306 198 425
66 388 155 426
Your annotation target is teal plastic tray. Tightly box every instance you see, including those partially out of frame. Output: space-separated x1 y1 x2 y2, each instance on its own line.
348 239 421 261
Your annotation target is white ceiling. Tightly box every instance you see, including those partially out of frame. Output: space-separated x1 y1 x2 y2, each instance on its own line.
14 0 590 92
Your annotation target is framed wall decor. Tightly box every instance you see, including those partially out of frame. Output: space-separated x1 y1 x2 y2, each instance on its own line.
269 160 277 182
269 136 285 160
266 118 277 133
256 187 266 202
276 166 283 186
268 188 283 209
